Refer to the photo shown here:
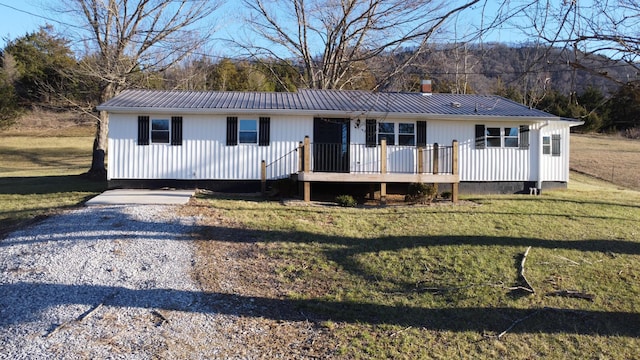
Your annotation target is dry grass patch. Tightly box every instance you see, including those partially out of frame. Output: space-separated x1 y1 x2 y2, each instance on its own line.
571 133 640 190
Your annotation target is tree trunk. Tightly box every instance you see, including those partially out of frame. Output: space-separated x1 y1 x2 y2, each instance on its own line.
86 84 115 181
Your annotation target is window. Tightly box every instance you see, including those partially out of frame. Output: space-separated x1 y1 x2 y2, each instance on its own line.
138 116 182 146
542 136 551 155
504 127 519 148
398 123 415 146
151 119 170 143
227 117 270 146
476 125 527 149
486 127 501 147
239 119 258 144
378 122 395 145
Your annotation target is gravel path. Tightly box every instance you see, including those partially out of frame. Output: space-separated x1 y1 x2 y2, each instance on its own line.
0 205 265 359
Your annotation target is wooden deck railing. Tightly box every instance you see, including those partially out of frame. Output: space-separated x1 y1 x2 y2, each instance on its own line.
261 137 459 202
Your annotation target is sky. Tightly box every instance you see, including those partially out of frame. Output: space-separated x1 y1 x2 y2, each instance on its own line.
0 0 550 57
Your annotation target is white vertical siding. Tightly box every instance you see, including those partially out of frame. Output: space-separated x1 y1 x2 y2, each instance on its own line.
108 113 571 184
108 114 311 181
538 123 571 182
427 120 532 182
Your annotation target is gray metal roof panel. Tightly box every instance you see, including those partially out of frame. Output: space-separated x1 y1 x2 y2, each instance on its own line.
98 89 559 118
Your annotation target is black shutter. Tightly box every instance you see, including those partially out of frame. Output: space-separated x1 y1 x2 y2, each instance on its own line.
552 134 561 156
259 117 270 146
475 124 485 149
416 121 427 147
226 116 238 146
138 116 149 145
171 116 183 146
519 125 530 149
365 119 376 147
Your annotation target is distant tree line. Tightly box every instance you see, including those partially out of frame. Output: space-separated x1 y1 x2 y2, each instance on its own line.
2 26 638 135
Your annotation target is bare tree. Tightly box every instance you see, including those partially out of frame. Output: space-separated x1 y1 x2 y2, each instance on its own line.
240 0 481 90
496 0 640 87
61 0 223 179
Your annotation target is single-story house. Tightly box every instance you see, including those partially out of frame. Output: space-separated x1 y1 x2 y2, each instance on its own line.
97 81 583 200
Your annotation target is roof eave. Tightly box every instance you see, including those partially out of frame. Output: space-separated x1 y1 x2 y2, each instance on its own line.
96 105 560 122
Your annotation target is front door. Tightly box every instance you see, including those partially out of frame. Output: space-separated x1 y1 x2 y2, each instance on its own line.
313 117 350 172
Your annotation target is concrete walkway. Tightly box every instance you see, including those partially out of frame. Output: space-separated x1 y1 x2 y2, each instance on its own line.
85 189 195 206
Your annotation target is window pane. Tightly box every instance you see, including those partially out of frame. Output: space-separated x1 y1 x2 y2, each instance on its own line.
543 136 550 145
486 127 500 136
379 122 394 133
152 119 169 131
487 138 501 147
240 119 257 131
399 134 415 146
151 130 170 143
151 119 169 143
239 132 258 143
399 123 414 134
378 134 395 145
504 127 519 137
504 138 519 147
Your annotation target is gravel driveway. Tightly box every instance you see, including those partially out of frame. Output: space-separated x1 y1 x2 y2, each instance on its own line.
0 205 262 359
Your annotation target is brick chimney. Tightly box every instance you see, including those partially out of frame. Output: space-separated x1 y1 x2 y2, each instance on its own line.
420 79 432 96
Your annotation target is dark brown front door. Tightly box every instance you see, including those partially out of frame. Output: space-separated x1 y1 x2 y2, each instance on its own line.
313 118 350 173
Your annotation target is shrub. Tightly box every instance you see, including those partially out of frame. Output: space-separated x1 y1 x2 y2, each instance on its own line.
405 183 437 204
335 194 357 207
440 191 452 199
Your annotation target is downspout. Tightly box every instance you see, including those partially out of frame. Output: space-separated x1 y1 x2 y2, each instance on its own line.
537 121 550 190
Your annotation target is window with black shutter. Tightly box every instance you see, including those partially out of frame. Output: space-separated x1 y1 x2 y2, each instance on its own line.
259 117 270 146
365 119 376 147
226 116 238 146
552 134 561 156
475 124 485 149
138 116 149 145
171 116 183 146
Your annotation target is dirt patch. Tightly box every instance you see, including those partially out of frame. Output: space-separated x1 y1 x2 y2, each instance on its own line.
180 201 341 358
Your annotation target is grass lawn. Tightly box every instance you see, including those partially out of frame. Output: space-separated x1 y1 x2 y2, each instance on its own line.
0 126 106 237
1 122 638 358
189 181 640 358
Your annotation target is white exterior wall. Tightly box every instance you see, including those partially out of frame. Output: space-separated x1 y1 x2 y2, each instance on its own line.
107 113 311 181
108 113 572 183
537 122 571 183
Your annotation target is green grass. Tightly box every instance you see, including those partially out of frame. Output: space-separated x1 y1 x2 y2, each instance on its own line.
0 132 105 237
192 182 640 359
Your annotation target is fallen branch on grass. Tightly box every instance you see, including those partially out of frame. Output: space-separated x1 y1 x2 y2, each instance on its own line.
546 290 595 301
506 246 535 293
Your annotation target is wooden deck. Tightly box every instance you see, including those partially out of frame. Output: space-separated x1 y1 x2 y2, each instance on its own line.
296 137 460 203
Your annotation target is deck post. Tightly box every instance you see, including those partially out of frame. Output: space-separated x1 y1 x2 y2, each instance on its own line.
433 143 439 175
380 139 387 203
452 140 459 203
432 143 439 194
303 136 311 202
261 160 267 195
417 147 424 173
298 141 304 172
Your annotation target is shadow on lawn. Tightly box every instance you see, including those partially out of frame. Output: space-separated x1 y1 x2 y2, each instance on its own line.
1 282 638 337
0 175 106 195
2 204 639 338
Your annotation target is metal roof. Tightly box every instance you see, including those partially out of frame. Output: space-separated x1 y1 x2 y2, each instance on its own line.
97 88 562 119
